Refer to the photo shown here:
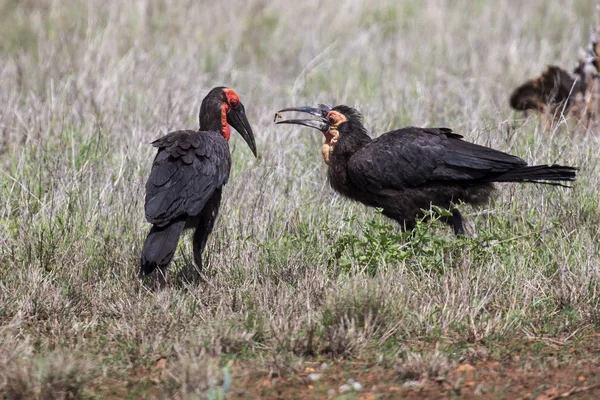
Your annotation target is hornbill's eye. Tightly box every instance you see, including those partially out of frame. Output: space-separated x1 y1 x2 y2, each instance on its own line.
328 115 335 124
230 100 239 109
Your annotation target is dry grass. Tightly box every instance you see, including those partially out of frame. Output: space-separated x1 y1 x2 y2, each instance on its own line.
1 0 599 398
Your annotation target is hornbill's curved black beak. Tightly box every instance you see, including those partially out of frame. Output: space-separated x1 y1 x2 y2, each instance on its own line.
227 102 257 157
274 104 332 132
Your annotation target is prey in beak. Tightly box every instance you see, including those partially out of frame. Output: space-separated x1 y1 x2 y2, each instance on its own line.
274 104 333 130
274 104 342 165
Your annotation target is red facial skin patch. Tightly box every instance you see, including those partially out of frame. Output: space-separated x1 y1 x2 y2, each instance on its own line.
223 88 240 106
220 88 241 141
220 104 231 141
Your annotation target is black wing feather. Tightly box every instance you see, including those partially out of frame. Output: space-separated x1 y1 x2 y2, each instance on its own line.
145 130 231 227
348 127 527 192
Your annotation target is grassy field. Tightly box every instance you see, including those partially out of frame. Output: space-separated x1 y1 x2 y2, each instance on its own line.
1 0 599 398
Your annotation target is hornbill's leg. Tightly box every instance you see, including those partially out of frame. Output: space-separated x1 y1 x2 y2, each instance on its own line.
401 219 416 232
382 209 416 233
450 209 465 236
192 189 223 272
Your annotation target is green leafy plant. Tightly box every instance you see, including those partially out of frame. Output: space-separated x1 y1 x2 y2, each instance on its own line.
330 207 512 276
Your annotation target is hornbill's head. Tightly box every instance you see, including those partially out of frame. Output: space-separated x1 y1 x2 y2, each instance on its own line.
200 87 257 157
274 104 365 165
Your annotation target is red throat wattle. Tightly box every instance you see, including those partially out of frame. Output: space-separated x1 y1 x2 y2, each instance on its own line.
220 104 231 141
220 88 241 141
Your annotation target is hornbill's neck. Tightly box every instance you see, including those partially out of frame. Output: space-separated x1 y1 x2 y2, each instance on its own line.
199 100 231 140
325 117 373 199
329 117 372 163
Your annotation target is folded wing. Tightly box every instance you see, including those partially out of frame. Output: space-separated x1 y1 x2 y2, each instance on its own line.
347 127 527 193
144 130 231 227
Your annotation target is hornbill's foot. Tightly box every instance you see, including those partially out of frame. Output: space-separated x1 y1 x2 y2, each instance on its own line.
451 209 466 236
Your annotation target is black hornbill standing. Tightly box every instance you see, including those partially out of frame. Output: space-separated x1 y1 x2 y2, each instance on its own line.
140 87 257 277
275 104 577 234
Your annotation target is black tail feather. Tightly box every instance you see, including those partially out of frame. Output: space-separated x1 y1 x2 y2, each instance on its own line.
490 164 578 187
140 219 186 276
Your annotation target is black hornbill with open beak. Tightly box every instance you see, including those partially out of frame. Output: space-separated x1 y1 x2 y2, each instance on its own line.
141 87 257 277
275 104 577 234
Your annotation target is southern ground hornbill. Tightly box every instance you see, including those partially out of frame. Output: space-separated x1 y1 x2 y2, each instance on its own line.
140 87 257 277
275 104 577 234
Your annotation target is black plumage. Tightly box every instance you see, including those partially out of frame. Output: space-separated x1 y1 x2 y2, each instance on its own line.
509 65 585 114
141 87 256 277
275 104 577 234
